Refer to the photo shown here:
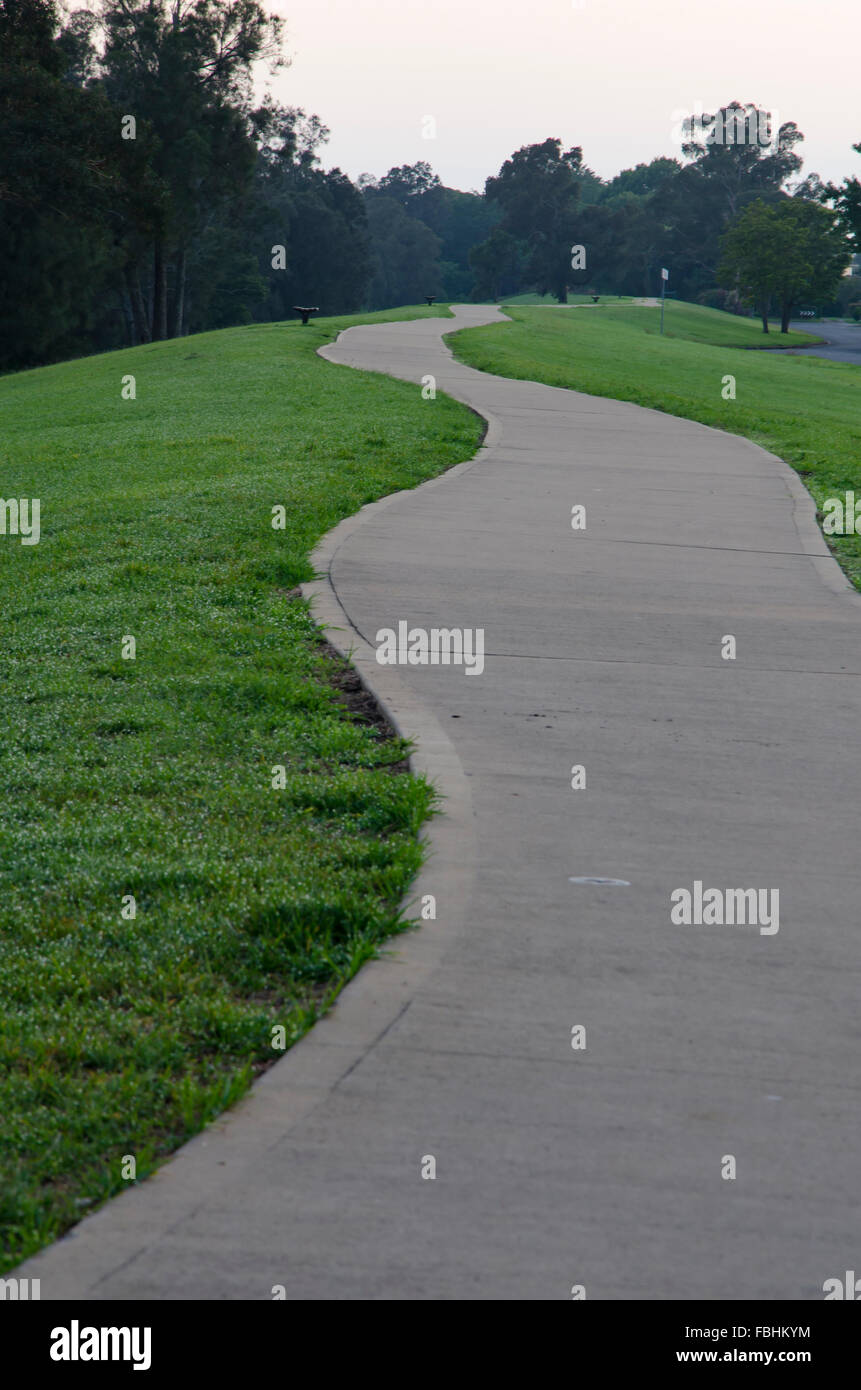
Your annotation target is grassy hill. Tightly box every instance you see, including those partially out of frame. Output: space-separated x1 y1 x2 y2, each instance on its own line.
0 304 481 1272
574 299 819 347
451 302 861 588
498 297 818 347
495 295 819 346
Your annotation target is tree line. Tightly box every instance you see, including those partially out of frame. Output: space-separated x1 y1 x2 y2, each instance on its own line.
2 1 860 372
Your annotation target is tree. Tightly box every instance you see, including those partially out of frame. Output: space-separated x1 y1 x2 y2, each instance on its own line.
680 103 803 221
259 170 371 318
250 105 370 317
599 158 680 203
823 143 861 253
0 0 158 367
361 167 499 302
482 138 584 302
399 183 499 300
360 164 462 307
0 4 369 366
718 201 781 331
363 196 441 309
468 227 522 301
368 161 441 207
719 198 849 332
98 0 285 340
652 103 805 302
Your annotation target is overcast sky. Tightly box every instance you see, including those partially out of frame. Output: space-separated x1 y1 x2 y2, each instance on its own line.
264 0 859 191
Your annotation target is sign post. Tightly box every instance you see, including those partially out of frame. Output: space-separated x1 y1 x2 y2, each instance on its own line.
660 267 669 334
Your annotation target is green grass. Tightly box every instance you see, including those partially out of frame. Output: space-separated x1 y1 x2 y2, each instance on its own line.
0 303 482 1272
450 302 861 588
497 297 818 347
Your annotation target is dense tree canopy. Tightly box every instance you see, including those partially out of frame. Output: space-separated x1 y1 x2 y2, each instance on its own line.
483 138 585 302
2 48 859 374
0 0 373 367
0 0 158 367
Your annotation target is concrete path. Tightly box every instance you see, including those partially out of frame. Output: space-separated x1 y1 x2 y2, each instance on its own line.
15 306 861 1301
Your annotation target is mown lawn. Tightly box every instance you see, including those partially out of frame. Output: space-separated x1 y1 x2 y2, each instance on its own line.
583 299 818 347
499 297 817 346
451 302 861 588
0 304 481 1272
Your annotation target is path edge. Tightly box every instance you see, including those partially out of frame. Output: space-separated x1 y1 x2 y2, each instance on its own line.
10 313 495 1299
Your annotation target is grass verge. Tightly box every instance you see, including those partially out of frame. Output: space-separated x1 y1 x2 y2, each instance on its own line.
0 304 481 1271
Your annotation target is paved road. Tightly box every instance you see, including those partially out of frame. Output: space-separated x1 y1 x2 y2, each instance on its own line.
785 319 861 362
15 306 861 1300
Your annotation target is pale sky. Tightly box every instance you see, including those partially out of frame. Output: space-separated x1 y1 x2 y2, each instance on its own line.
263 0 859 192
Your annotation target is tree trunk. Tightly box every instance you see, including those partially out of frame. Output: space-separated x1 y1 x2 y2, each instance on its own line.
152 239 168 341
125 264 151 344
781 300 791 334
121 286 135 346
173 244 187 338
761 300 769 333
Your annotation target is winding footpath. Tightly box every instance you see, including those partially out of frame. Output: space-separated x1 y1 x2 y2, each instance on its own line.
15 305 861 1300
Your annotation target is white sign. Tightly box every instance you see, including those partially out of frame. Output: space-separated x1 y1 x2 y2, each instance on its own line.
661 267 669 281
